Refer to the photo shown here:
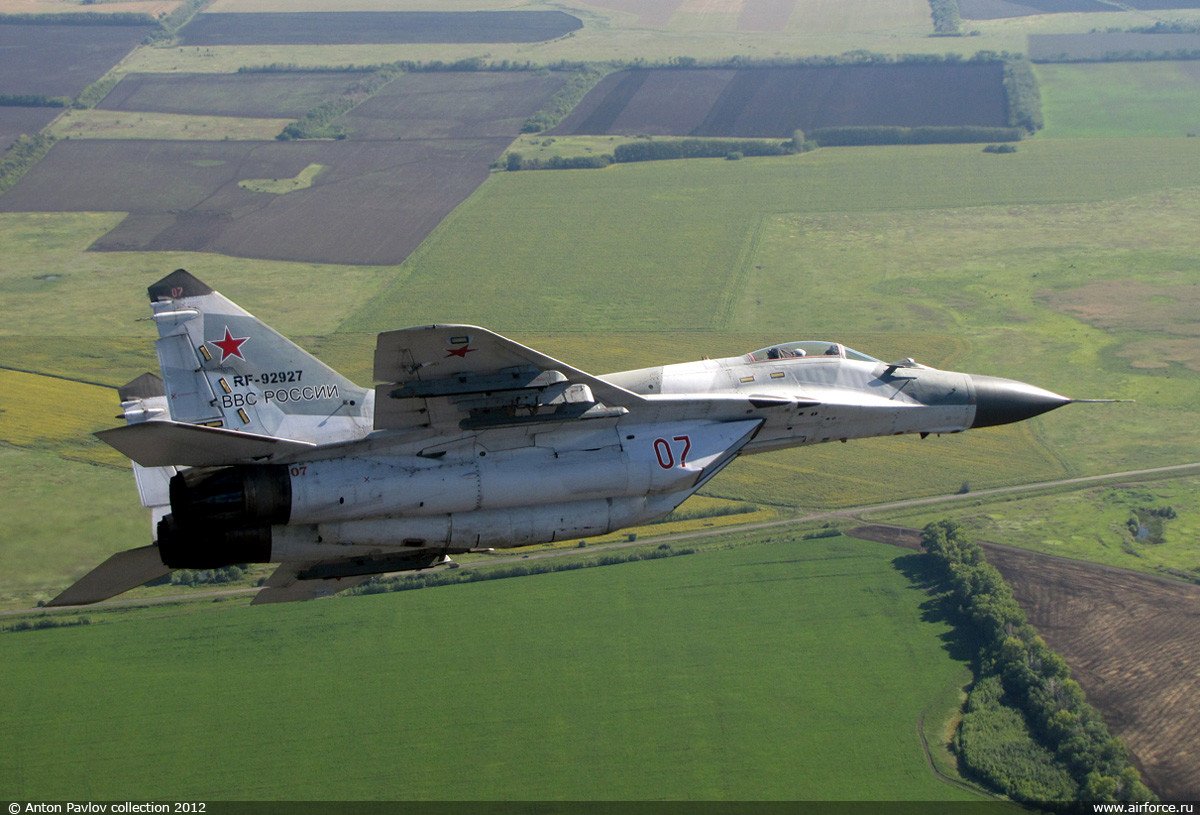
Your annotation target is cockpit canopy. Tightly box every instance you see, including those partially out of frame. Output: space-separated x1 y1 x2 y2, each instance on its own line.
745 341 881 363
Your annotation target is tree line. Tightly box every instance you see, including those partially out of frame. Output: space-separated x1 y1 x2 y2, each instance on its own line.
922 521 1155 804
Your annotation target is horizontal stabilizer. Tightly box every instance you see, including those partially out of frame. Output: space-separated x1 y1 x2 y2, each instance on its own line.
47 545 170 607
251 562 372 605
96 420 316 467
250 551 452 604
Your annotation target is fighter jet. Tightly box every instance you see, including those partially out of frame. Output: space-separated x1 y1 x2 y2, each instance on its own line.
51 269 1076 606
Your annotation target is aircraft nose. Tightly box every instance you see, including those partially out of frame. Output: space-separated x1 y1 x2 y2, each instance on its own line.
970 375 1071 429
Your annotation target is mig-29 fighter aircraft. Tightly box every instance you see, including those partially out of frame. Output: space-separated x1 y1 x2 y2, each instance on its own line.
51 269 1078 606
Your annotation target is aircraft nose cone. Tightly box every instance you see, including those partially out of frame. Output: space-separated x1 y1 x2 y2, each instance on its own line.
970 375 1071 429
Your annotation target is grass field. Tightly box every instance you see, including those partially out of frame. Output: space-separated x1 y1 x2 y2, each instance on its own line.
238 162 325 193
0 446 145 607
878 476 1200 582
0 534 985 801
343 139 1200 501
1037 62 1200 138
0 211 395 341
48 109 292 141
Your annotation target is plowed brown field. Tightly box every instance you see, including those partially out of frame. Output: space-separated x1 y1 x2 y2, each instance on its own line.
848 524 1200 800
554 64 1007 138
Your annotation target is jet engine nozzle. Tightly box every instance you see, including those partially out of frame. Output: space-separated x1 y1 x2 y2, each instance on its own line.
156 515 272 569
970 375 1071 429
169 465 291 527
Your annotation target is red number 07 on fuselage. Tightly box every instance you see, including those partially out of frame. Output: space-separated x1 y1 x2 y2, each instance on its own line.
653 435 692 469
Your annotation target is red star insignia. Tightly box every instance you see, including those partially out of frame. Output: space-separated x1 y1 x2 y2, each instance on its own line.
446 345 476 358
210 327 249 362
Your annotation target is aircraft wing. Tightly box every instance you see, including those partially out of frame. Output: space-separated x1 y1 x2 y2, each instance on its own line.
373 324 643 432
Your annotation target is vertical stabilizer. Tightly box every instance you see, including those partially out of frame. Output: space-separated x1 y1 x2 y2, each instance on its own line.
146 269 371 445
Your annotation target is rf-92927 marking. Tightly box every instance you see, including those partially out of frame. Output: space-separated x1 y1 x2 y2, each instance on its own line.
51 269 1093 607
232 371 304 386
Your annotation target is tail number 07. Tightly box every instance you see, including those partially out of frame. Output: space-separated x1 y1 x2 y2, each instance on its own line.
653 435 692 469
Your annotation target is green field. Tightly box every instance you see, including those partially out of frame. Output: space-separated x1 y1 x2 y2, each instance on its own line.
4 136 1200 599
878 475 1200 582
345 139 1200 503
0 447 145 607
1037 62 1200 139
47 109 292 141
0 534 985 801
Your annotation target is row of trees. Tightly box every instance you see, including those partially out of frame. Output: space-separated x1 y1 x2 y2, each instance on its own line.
277 66 401 140
502 137 804 171
242 50 1021 78
0 95 68 108
0 11 155 26
929 0 963 35
521 66 612 134
0 134 54 195
1034 48 1200 64
922 521 1155 803
1003 58 1043 132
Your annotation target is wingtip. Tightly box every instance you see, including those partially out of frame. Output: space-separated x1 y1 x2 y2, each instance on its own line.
147 268 214 302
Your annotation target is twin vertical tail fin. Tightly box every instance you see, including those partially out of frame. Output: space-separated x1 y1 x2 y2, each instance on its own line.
146 269 370 444
52 270 373 607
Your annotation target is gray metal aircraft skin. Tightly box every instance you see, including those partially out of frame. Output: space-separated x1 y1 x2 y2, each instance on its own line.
50 269 1074 606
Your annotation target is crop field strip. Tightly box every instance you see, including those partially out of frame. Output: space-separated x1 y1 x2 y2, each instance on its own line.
97 72 364 118
1029 32 1200 61
337 71 565 140
959 0 1113 18
0 22 152 98
1036 61 1200 138
47 109 294 141
176 10 583 45
554 63 1008 138
0 535 984 801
